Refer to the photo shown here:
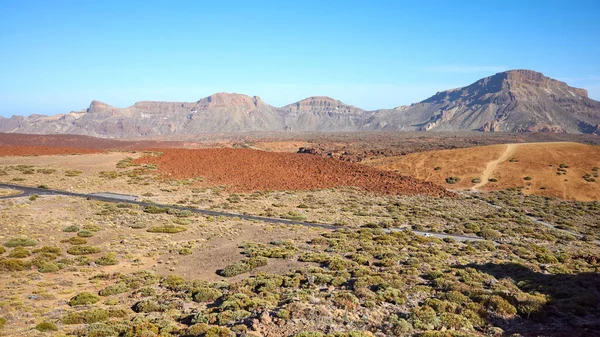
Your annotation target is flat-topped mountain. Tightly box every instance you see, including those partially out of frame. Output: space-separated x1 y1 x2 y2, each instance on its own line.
1 70 598 137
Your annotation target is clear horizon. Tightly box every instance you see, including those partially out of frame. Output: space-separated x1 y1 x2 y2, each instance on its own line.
1 0 599 117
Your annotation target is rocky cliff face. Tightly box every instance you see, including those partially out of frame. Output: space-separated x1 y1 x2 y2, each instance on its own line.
280 96 366 131
1 70 598 137
366 70 600 133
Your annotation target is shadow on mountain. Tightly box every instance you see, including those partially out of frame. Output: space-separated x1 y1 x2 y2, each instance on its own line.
457 262 600 337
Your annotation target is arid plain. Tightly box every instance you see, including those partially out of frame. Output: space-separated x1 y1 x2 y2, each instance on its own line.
0 133 598 337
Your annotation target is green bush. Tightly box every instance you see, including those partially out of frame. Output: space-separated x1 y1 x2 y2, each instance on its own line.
0 258 28 271
445 176 460 184
160 274 186 290
147 225 187 233
218 257 267 277
4 237 37 247
62 309 109 324
62 236 88 245
8 247 30 258
35 322 58 332
63 225 80 232
69 292 100 306
38 262 60 273
67 245 101 255
77 230 94 238
143 205 169 214
193 288 222 302
132 299 165 313
99 282 129 296
65 170 82 177
96 252 118 266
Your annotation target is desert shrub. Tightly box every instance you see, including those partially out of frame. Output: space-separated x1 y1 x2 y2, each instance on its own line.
0 258 28 271
33 246 61 254
471 178 481 183
67 245 101 255
218 257 267 277
485 295 517 318
99 282 129 296
77 230 94 237
488 178 498 182
4 237 37 247
0 247 5 255
65 170 82 177
0 317 6 328
219 261 251 277
205 326 233 337
37 184 49 189
434 166 442 171
281 211 307 221
332 291 359 310
143 205 169 214
276 309 290 319
38 262 60 273
96 252 118 266
445 176 460 184
147 224 187 233
8 247 30 258
193 288 223 302
62 309 109 324
523 176 532 180
35 322 58 332
69 292 100 306
132 299 165 313
37 168 56 174
294 332 325 337
227 194 241 203
409 306 437 330
160 274 186 290
62 236 88 245
128 222 147 229
179 247 193 255
135 287 156 297
29 195 39 201
63 225 79 233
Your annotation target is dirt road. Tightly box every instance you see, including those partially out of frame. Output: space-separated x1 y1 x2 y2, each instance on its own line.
471 143 517 191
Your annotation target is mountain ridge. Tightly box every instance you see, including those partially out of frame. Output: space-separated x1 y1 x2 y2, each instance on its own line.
1 69 599 137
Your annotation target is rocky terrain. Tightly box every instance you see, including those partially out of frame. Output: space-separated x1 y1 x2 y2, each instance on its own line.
1 70 599 137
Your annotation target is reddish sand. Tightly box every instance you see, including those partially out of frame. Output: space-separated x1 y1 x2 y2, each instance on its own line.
0 146 103 157
134 148 453 196
366 142 600 201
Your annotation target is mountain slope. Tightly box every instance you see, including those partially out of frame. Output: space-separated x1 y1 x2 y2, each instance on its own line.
1 70 599 137
367 70 600 133
280 96 367 131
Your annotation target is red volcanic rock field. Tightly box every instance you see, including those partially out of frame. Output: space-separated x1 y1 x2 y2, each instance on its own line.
0 146 103 156
134 148 453 196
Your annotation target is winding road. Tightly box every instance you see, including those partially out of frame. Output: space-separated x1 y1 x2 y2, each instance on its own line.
0 183 486 242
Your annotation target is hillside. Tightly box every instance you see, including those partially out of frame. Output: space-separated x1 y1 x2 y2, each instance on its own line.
363 142 600 201
367 70 600 133
1 70 599 137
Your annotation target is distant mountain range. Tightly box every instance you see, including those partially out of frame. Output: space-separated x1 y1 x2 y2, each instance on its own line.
1 70 599 137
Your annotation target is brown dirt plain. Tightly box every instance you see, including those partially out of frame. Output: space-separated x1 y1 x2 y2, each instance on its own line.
364 142 600 201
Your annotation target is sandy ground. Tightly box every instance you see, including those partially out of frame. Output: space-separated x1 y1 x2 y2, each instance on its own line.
365 142 600 201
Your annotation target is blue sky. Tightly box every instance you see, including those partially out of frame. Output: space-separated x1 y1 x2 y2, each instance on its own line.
1 0 599 117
